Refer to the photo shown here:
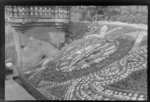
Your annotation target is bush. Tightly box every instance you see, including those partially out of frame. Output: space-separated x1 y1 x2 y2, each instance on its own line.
64 22 89 44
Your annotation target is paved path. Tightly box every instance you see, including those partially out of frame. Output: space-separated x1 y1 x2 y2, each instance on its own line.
5 80 36 100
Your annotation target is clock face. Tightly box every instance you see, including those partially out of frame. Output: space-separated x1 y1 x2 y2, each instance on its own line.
20 21 147 100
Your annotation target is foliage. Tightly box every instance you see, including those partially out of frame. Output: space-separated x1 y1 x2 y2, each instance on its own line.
64 22 88 44
70 6 148 24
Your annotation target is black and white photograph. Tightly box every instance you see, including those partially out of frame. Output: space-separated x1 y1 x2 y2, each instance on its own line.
5 5 147 100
